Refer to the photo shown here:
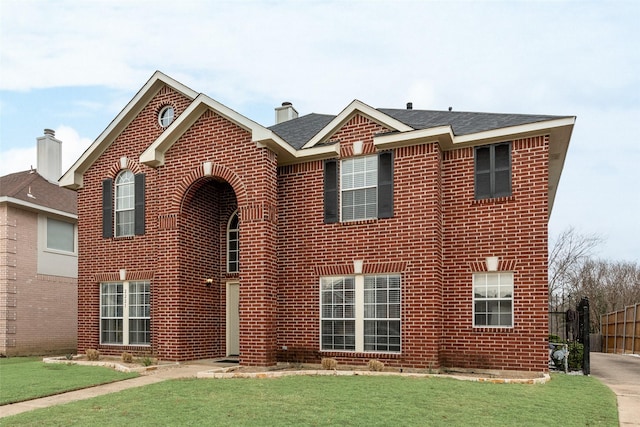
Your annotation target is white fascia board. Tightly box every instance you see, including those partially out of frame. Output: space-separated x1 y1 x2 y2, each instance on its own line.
374 126 454 149
301 100 413 149
449 117 576 148
0 197 77 220
141 93 286 168
60 71 198 189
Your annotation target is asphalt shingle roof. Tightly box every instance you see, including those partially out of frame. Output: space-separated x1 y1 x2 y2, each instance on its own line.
0 170 77 215
268 108 570 149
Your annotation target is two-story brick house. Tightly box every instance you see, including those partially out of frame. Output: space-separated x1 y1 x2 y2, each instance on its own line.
61 71 574 372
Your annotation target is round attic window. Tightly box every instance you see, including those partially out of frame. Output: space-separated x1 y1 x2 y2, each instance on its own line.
158 106 175 127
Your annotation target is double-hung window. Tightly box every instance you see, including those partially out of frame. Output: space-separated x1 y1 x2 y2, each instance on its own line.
102 171 146 238
475 142 511 199
473 272 513 327
100 281 151 345
321 274 401 352
115 170 135 237
324 151 394 223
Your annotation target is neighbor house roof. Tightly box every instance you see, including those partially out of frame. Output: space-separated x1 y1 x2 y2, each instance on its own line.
0 170 77 218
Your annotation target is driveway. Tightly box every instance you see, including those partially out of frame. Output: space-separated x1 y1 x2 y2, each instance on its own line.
590 352 640 426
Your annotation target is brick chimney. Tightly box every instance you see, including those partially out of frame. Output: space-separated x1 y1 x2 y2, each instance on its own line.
36 129 62 183
275 102 298 124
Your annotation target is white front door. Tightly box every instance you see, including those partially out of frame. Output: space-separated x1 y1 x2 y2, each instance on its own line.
226 282 240 356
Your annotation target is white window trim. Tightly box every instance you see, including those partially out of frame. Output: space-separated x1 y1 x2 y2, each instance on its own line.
227 210 239 273
472 271 514 328
115 169 135 237
340 155 378 222
158 105 175 127
320 274 401 353
100 281 151 346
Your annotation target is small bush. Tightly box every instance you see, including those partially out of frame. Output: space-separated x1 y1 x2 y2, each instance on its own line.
138 354 156 366
64 353 74 360
321 357 337 370
568 341 584 371
548 334 563 343
121 352 133 363
85 349 100 361
368 359 384 372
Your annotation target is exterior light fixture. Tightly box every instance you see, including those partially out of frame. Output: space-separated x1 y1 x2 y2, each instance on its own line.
205 278 214 287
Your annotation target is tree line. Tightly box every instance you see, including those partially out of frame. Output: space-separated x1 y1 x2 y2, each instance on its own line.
548 227 640 333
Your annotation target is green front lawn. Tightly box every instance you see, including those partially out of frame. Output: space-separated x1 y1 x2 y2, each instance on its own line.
2 373 618 426
0 357 138 405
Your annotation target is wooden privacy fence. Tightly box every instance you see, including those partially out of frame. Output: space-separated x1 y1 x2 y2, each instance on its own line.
601 303 640 354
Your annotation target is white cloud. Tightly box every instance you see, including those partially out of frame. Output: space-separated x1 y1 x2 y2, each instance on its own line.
0 125 91 178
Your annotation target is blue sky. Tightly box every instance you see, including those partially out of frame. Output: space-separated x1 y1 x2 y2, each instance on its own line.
1 0 638 262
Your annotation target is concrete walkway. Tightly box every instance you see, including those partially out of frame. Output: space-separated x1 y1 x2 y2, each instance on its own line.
0 362 221 419
590 352 640 426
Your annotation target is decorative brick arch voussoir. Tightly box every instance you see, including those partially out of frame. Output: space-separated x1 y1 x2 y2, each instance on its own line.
173 162 247 212
107 157 143 178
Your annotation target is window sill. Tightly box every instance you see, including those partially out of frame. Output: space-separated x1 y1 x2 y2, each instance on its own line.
472 195 515 206
339 218 379 226
472 326 514 332
319 350 402 358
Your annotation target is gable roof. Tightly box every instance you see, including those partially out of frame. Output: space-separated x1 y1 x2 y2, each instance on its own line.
60 71 199 189
0 170 77 217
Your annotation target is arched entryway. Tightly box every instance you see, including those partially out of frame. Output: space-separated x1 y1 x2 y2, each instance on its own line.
178 177 239 360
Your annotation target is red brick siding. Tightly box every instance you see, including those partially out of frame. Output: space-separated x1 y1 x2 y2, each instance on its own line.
440 136 549 371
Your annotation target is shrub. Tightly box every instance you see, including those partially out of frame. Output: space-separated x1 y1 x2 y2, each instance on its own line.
321 357 337 370
121 352 133 363
138 354 156 366
85 349 100 361
568 342 584 371
368 359 384 372
548 334 563 343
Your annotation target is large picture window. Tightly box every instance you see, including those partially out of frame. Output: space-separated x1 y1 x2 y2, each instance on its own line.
473 272 513 327
100 281 150 345
321 274 401 353
475 142 511 199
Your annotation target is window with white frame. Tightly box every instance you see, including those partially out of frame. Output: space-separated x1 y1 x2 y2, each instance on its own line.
321 274 401 352
227 211 239 273
46 217 75 252
341 155 378 221
115 170 135 237
473 272 513 327
100 281 150 345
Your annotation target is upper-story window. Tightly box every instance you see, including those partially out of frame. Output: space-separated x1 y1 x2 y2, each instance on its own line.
475 142 511 199
115 170 135 237
227 211 239 273
46 217 75 253
324 151 394 223
102 172 145 239
158 106 175 128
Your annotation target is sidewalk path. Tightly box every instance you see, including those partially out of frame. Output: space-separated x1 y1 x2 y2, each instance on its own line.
0 364 211 419
590 352 640 426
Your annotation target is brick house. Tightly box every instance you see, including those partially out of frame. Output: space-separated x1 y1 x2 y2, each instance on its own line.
1 130 78 356
61 71 574 372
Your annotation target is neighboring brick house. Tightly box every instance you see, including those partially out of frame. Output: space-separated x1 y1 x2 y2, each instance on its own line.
61 71 574 372
0 130 78 356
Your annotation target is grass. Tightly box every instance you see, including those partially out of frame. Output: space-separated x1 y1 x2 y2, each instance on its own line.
0 357 138 405
1 373 618 426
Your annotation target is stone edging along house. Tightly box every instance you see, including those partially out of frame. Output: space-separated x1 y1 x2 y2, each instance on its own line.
61 71 574 372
